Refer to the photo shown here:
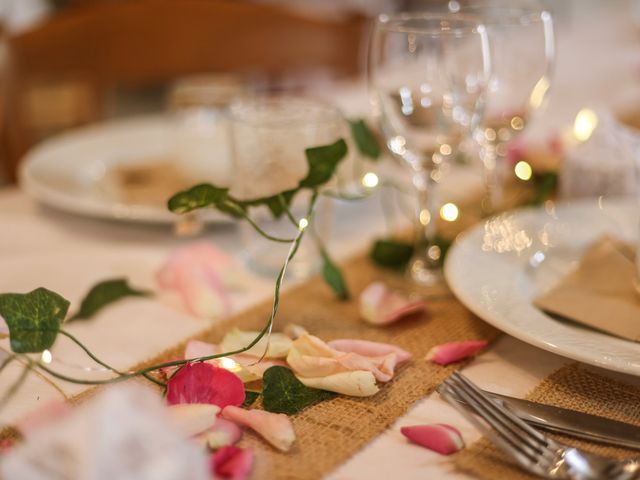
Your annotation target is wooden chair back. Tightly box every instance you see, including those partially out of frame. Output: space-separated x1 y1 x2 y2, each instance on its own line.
3 0 366 182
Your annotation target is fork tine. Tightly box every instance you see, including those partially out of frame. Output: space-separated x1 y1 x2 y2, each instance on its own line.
443 377 549 463
453 372 550 445
449 374 560 465
439 382 547 474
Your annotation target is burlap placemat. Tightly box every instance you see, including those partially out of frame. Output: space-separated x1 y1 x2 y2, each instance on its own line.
455 363 640 479
101 251 498 479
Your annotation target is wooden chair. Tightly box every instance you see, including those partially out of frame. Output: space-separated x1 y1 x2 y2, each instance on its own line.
2 0 367 182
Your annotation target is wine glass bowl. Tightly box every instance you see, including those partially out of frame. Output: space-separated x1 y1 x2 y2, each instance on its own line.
368 13 491 285
457 5 555 212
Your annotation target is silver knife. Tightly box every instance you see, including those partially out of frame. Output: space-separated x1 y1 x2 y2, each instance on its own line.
453 390 640 450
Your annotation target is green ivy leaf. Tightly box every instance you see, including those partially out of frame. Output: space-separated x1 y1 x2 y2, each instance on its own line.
242 390 260 408
528 171 558 207
262 366 335 415
69 278 150 322
370 239 414 269
321 251 349 300
300 139 348 188
370 237 452 269
349 119 381 160
168 184 246 218
169 139 347 221
0 288 69 353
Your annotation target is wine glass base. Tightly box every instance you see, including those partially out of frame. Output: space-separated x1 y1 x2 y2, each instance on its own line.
407 259 444 286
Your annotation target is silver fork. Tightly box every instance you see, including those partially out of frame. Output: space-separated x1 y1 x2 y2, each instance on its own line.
437 372 640 480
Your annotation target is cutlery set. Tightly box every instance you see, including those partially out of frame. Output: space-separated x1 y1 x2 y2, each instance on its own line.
438 372 640 479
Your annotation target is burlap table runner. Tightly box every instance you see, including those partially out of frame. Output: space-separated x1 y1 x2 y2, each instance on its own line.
455 363 640 479
110 251 499 479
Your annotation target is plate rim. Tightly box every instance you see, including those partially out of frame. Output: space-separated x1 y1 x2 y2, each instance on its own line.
444 197 640 376
18 114 230 225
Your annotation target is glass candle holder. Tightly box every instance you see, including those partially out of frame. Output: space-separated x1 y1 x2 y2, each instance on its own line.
228 95 347 278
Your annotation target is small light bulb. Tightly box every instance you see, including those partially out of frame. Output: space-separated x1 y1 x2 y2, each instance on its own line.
362 172 379 188
218 357 240 371
573 108 598 142
298 218 309 230
440 203 459 222
419 209 431 226
41 349 52 364
514 161 533 181
439 144 452 155
510 116 524 130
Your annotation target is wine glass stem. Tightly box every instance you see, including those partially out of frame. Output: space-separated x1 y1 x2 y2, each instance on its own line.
408 167 443 285
482 142 506 215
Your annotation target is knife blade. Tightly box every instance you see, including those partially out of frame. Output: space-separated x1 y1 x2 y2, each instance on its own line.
455 390 640 450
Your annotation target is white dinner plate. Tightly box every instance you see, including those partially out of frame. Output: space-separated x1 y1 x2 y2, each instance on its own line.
19 115 233 224
445 197 640 376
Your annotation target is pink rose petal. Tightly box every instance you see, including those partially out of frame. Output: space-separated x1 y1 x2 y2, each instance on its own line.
506 138 527 166
166 363 245 408
328 339 412 364
202 417 243 450
359 282 427 326
425 340 488 366
158 241 239 289
222 406 295 452
401 424 464 455
210 445 254 480
156 242 234 319
15 400 70 436
0 438 14 454
288 334 404 383
174 260 231 318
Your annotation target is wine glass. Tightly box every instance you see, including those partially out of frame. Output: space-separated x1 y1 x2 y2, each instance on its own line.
454 3 555 213
368 13 491 285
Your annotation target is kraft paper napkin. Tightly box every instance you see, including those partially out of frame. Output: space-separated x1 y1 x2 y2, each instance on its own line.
534 236 640 341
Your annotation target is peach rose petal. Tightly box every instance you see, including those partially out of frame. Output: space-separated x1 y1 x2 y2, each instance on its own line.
401 424 464 455
359 282 427 326
166 362 245 408
210 445 254 480
283 323 309 340
167 403 220 437
183 340 256 383
328 339 412 364
184 340 286 382
425 340 488 366
202 417 243 450
220 328 292 359
184 339 218 359
222 406 295 452
287 334 401 383
297 371 379 397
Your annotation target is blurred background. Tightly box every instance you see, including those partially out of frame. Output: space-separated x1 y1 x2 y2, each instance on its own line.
1 0 640 192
